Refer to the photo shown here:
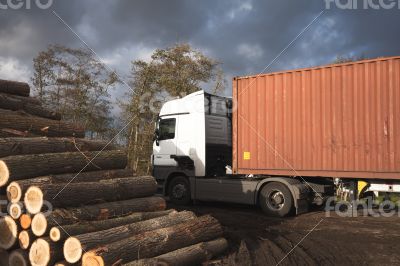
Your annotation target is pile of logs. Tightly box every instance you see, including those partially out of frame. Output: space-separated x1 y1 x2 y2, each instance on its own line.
0 80 228 265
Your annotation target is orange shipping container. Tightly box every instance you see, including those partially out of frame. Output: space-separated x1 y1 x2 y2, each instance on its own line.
232 56 400 179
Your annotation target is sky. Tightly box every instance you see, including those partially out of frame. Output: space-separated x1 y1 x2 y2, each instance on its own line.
0 0 399 104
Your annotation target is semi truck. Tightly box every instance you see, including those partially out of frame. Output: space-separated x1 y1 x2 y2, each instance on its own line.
152 56 400 217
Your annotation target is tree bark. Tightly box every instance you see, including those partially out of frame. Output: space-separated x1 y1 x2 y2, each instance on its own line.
24 176 156 214
9 249 30 266
18 230 35 250
46 197 166 226
0 109 84 138
0 128 40 138
50 209 175 242
2 93 41 105
124 238 228 266
0 216 18 250
0 137 118 158
29 237 63 266
64 211 196 263
7 169 132 203
0 93 61 120
0 79 30 97
0 248 9 266
0 150 127 187
81 215 223 266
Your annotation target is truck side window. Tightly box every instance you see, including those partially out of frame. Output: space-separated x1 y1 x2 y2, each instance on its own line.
158 118 176 140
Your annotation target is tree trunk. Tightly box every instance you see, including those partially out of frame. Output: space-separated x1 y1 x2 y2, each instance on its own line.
0 80 30 97
0 137 118 158
0 248 9 266
0 93 61 120
7 169 132 203
50 209 175 242
20 214 32 230
0 216 18 250
0 128 40 138
8 202 23 219
0 109 84 138
64 211 196 263
124 238 228 266
18 230 35 250
29 238 63 266
31 213 49 237
24 176 156 214
9 249 30 266
0 150 127 187
81 215 223 266
2 93 41 105
47 197 166 226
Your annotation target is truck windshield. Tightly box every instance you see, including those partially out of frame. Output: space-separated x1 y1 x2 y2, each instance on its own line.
158 118 176 140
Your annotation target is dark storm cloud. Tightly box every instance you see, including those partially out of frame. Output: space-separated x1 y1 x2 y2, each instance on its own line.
0 0 399 95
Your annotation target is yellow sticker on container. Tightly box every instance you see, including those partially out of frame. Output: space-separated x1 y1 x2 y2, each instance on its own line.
243 152 251 160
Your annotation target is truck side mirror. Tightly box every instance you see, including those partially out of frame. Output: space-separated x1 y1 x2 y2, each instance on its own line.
154 129 160 146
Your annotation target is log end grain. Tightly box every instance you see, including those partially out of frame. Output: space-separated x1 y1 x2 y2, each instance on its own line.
6 181 22 203
20 214 32 230
82 251 104 266
0 216 18 250
18 230 31 250
31 213 47 237
0 160 10 187
29 238 50 266
63 237 82 264
9 249 29 266
50 227 61 242
24 186 43 215
9 202 22 219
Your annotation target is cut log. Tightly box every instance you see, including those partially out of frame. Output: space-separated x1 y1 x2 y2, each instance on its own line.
50 209 175 242
0 150 127 187
20 214 32 229
64 211 196 263
0 109 84 138
0 93 61 120
81 215 223 266
46 197 166 226
54 261 78 266
0 137 117 158
1 93 41 105
0 216 18 250
29 238 63 266
8 202 23 219
0 248 9 266
0 80 30 97
18 230 35 250
9 249 29 266
0 128 40 138
31 213 48 237
25 176 156 214
124 238 228 266
7 169 132 203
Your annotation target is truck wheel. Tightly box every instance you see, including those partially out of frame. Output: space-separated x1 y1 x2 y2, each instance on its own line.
259 182 294 217
168 176 191 205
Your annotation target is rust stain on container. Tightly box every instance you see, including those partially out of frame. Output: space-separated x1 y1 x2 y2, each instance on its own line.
233 56 400 179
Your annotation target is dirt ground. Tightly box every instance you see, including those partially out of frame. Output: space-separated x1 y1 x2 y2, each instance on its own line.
169 202 400 266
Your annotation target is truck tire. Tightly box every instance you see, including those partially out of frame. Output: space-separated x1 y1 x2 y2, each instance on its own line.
168 176 191 205
259 182 294 217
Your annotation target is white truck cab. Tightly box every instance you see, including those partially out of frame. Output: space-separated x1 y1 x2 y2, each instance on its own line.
153 90 312 217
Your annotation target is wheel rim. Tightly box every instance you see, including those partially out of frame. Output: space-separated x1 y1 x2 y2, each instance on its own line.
266 190 285 210
172 184 187 200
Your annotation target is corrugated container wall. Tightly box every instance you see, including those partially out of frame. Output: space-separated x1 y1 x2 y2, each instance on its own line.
233 56 400 179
